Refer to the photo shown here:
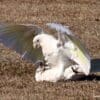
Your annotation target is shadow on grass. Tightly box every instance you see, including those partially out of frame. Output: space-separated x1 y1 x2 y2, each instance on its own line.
76 74 100 81
70 59 100 81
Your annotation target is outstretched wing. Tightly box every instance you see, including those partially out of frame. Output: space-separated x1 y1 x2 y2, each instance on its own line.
0 23 43 63
47 23 91 75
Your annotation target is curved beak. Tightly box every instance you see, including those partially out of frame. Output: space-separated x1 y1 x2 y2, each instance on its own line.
33 41 40 48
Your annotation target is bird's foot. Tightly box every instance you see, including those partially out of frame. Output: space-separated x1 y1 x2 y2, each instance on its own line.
35 60 45 68
35 60 50 72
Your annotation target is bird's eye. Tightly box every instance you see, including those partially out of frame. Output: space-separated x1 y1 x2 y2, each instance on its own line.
37 39 40 42
57 43 62 47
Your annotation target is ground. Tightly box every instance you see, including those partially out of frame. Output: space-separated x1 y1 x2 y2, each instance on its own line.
0 0 100 99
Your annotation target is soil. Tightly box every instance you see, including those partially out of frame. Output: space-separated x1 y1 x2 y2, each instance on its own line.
0 0 100 99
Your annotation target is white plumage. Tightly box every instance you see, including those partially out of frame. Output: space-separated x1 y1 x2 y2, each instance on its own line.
33 23 91 82
46 23 91 75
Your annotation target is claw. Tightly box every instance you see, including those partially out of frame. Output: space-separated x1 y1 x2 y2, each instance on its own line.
34 60 45 68
71 66 78 74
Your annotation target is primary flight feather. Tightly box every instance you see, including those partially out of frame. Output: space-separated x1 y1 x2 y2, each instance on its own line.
0 24 43 62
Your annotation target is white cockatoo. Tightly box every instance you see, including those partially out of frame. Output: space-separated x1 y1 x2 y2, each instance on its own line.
0 23 43 62
33 23 91 81
33 33 74 82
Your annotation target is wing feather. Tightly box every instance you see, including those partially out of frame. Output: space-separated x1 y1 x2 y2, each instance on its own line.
46 23 90 60
47 23 91 75
0 24 43 62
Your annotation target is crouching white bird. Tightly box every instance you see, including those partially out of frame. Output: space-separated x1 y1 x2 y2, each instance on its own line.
33 33 76 82
33 23 91 81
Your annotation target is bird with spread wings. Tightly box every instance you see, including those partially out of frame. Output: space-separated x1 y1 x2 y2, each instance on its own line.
33 23 91 82
0 23 99 82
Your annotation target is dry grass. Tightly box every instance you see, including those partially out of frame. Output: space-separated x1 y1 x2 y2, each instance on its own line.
0 0 100 99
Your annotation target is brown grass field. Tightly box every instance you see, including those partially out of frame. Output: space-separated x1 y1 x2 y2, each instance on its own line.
0 0 100 99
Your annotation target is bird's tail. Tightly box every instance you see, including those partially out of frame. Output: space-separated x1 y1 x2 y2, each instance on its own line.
91 59 100 73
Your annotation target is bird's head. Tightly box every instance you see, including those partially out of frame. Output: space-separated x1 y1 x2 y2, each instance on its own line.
33 33 58 55
33 34 41 49
33 33 51 49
